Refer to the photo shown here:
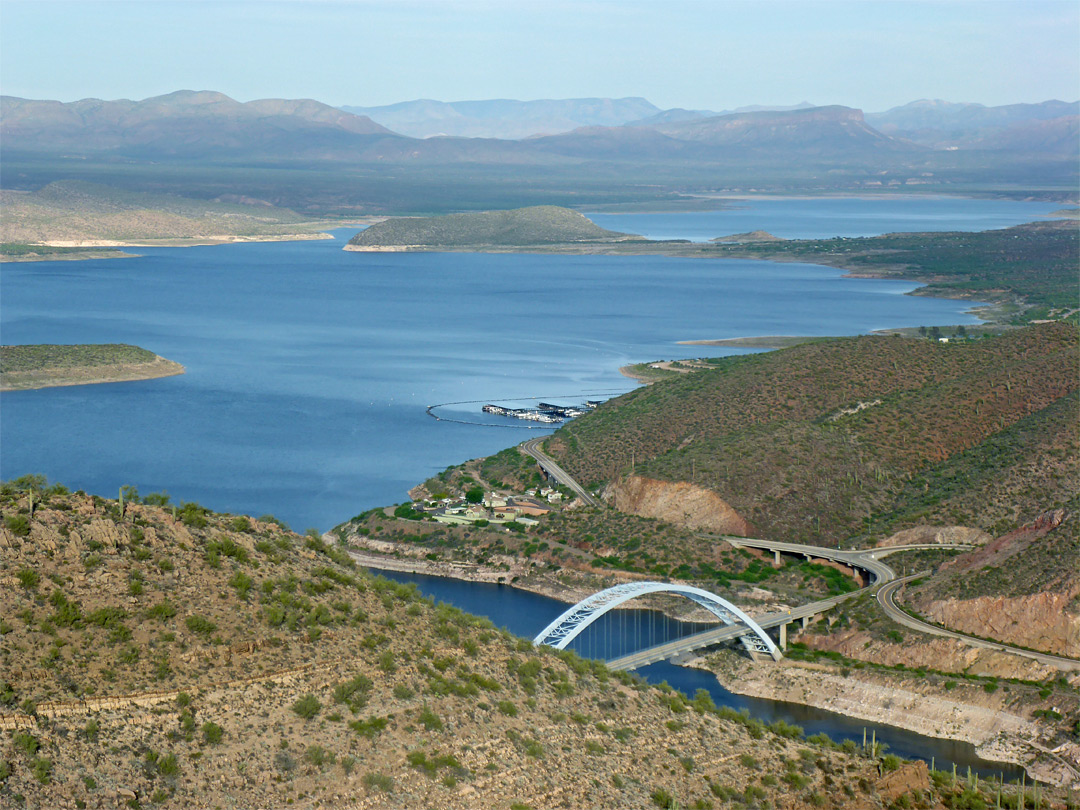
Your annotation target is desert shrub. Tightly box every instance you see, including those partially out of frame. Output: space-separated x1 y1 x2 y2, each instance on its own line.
419 704 443 731
14 731 40 756
291 694 321 720
202 722 224 745
333 674 373 714
16 569 40 589
350 716 388 739
185 615 217 636
496 700 518 717
363 772 393 792
147 600 177 621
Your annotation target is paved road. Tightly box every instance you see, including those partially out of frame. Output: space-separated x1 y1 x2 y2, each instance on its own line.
607 589 866 670
607 537 918 670
520 437 601 507
877 574 1080 672
606 538 1080 673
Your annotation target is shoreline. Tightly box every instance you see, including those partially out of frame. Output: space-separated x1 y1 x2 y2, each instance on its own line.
5 220 381 261
40 231 336 249
688 654 1080 788
348 546 1078 787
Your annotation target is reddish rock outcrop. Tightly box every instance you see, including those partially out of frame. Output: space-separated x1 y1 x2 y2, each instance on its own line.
918 591 1080 658
878 525 991 548
605 475 751 535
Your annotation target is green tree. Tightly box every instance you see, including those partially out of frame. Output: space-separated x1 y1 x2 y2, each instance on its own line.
465 487 484 504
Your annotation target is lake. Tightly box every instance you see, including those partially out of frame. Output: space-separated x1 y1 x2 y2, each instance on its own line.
586 195 1063 241
0 197 1054 531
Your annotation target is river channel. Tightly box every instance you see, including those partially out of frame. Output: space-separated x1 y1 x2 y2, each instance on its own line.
372 567 1025 780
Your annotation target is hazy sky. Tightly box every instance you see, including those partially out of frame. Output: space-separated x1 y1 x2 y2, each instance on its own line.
2 0 1077 111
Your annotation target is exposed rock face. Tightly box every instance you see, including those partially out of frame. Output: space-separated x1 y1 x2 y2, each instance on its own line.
904 510 1080 656
877 525 992 548
918 591 1080 658
606 475 751 535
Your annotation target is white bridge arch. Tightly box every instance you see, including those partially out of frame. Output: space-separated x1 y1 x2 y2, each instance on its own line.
533 581 782 662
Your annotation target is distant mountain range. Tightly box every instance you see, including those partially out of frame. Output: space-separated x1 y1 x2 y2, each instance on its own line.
0 90 393 158
340 95 1077 151
2 91 1075 208
866 98 1079 150
0 92 912 163
340 97 663 139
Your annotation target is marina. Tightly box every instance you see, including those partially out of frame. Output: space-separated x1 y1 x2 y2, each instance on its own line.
482 399 598 423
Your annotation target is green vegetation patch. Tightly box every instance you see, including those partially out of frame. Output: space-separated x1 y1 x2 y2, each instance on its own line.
1 344 158 374
549 323 1078 545
707 220 1080 315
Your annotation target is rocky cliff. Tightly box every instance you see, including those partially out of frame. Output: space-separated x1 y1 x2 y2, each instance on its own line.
606 475 751 535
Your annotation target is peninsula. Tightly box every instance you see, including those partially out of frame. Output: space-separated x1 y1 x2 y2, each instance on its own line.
0 344 185 391
0 182 355 260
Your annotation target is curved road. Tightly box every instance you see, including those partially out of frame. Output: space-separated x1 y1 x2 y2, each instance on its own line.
511 442 1080 671
877 574 1080 671
520 437 601 507
607 538 1079 672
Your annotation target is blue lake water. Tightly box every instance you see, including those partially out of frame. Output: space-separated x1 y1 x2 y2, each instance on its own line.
0 197 1050 777
0 197 1054 531
586 196 1063 242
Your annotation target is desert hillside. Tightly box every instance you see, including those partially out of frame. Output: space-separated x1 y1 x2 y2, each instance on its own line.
546 323 1078 547
1 481 928 809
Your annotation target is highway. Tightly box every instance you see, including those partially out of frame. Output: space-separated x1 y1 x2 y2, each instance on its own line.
876 574 1080 672
606 537 915 670
511 439 1080 672
519 437 601 507
604 539 1080 672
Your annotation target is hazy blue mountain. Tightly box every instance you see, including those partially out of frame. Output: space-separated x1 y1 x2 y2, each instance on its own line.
0 90 397 157
647 106 908 153
866 99 1079 148
532 105 914 160
339 97 662 138
626 102 815 127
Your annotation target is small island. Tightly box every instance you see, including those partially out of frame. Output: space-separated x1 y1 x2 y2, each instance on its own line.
710 230 783 243
0 344 185 391
344 205 636 251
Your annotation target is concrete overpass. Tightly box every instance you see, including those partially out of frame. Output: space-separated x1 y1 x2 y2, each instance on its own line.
596 539 976 670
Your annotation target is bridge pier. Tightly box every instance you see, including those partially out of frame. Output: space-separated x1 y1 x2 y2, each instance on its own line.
774 549 781 566
779 622 788 651
801 615 812 630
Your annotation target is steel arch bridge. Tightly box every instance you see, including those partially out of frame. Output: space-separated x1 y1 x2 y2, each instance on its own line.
533 581 782 662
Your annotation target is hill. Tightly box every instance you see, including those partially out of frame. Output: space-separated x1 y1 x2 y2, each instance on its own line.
3 92 1076 209
866 99 1079 150
0 91 394 158
345 205 632 249
648 106 913 154
0 180 332 247
0 344 184 390
0 482 919 809
545 324 1078 547
529 105 920 163
706 219 1080 316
